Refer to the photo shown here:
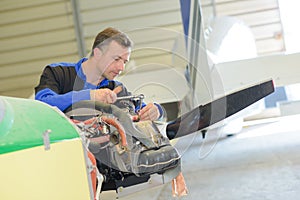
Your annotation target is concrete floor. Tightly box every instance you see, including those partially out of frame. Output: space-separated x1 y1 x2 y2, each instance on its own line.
101 114 300 200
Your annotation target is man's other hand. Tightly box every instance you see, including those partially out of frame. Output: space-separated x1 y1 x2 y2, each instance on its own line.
138 103 160 121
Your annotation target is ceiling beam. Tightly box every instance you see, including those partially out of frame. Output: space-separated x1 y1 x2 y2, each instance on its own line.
71 0 86 57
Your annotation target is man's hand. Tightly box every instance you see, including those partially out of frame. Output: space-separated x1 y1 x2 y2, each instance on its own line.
90 86 122 104
138 103 160 121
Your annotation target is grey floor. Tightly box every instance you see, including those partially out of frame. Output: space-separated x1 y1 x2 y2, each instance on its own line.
102 114 300 200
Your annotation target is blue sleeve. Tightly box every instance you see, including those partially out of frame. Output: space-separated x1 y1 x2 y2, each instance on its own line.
135 102 146 112
35 88 91 111
154 103 165 120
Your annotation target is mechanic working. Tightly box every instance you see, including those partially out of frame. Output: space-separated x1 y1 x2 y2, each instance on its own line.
35 27 163 121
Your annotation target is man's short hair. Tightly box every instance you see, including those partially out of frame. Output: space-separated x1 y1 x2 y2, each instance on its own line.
91 27 133 56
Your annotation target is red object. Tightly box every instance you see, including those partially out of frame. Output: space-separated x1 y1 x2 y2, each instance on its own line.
87 151 97 199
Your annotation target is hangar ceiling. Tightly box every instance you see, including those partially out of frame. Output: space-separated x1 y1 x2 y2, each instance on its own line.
0 0 284 99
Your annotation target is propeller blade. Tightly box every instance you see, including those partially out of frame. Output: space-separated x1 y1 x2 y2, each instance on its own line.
166 80 274 139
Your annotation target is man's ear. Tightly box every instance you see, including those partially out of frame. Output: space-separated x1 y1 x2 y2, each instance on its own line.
93 48 102 58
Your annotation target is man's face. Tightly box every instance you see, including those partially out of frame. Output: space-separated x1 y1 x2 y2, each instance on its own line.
98 40 131 80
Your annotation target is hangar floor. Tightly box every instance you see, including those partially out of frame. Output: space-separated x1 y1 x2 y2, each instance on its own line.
101 112 300 200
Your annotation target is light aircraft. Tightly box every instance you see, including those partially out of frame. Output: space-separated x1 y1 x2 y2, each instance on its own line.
0 79 274 200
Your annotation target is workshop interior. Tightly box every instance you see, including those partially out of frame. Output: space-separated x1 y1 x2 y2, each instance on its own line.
0 0 300 200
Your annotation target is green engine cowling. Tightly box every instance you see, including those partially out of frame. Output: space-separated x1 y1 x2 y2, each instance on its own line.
0 96 95 200
0 96 81 154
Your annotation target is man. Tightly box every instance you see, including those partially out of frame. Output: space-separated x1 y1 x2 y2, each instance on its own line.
35 27 163 121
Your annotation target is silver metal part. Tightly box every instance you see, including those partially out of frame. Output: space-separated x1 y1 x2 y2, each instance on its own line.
43 129 52 151
116 94 144 101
